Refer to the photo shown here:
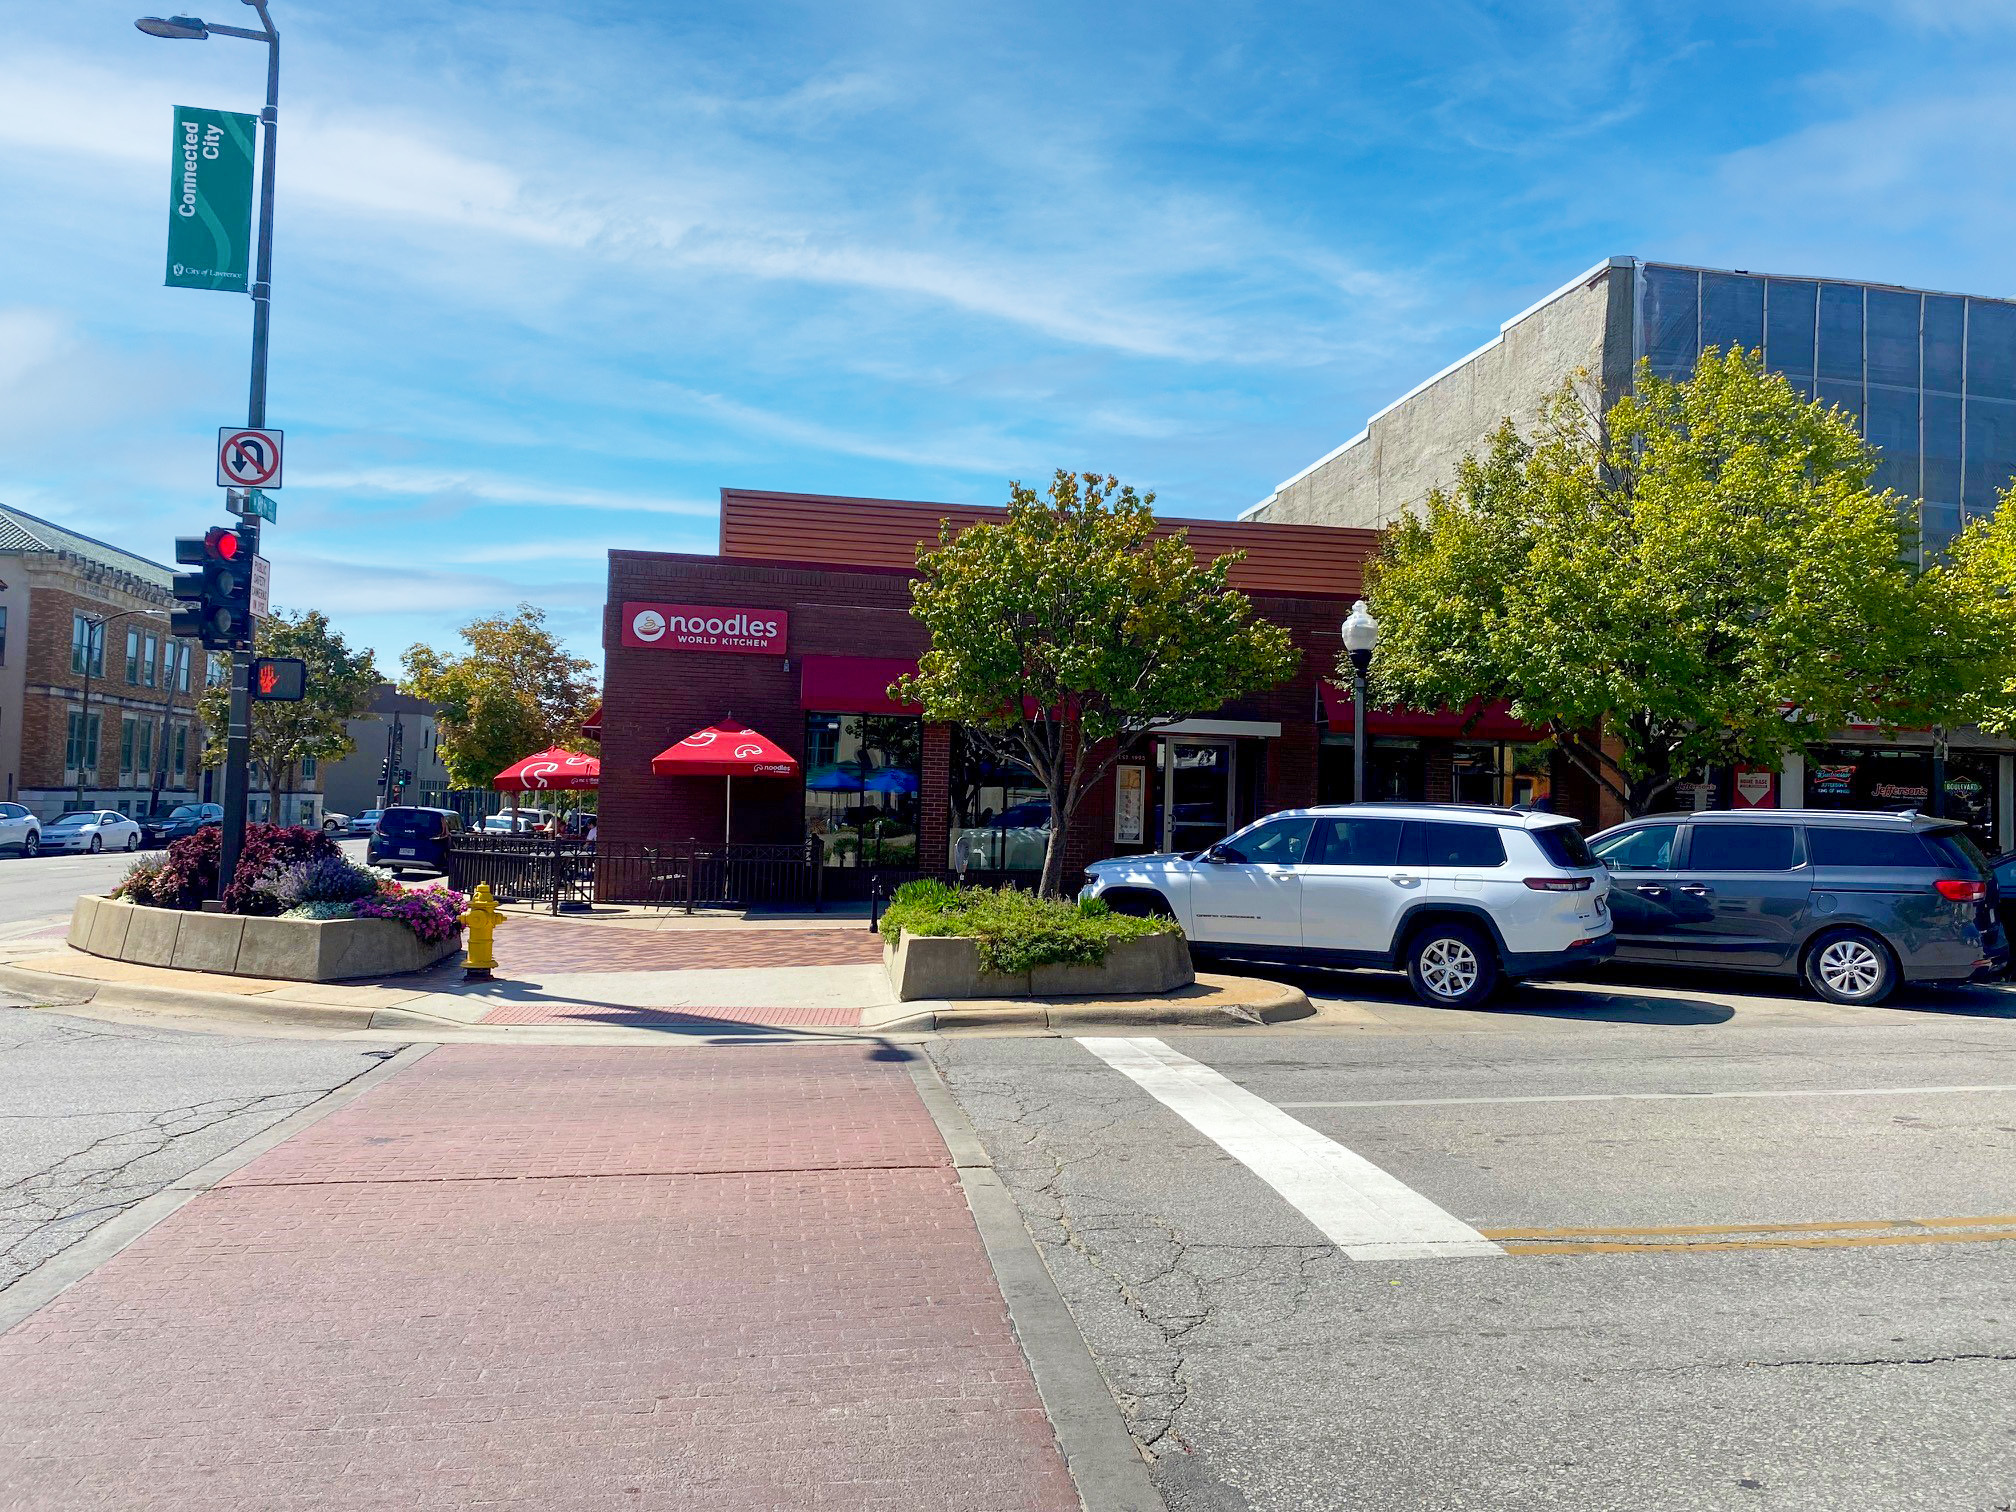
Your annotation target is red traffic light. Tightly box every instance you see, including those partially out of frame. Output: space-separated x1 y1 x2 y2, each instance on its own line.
205 525 241 561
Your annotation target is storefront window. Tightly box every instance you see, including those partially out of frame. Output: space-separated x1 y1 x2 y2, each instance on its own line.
1317 736 1426 804
1452 741 1554 807
803 713 921 867
947 727 1047 873
1805 743 1999 846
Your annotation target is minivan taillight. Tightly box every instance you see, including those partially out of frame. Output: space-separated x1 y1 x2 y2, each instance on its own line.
1935 878 1987 903
1524 876 1593 892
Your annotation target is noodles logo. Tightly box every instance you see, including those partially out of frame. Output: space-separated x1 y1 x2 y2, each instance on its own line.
621 602 788 655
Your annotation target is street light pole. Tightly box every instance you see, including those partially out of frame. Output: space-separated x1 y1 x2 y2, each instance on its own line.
139 3 279 893
1341 600 1380 804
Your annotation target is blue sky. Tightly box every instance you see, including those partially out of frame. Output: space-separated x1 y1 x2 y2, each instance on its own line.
3 0 2014 675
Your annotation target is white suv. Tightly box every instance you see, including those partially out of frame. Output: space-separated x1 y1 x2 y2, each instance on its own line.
1081 803 1614 1006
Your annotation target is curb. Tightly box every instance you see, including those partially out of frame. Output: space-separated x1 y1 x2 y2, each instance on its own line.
904 1057 1165 1512
0 962 393 1035
867 975 1313 1035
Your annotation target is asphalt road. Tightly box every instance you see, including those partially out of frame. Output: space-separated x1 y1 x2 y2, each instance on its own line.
935 1003 2016 1511
0 1006 401 1294
0 837 371 941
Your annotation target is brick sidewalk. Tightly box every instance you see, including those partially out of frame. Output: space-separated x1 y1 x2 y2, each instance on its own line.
493 918 885 973
0 1046 1082 1510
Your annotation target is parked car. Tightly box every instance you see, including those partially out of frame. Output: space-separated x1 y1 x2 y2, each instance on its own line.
42 810 143 854
321 811 350 833
0 802 42 856
142 802 223 847
347 809 385 836
1588 809 2005 1004
1080 803 1614 1007
366 806 464 876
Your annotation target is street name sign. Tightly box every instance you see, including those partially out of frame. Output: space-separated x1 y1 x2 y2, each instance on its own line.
217 428 283 488
226 488 278 524
165 106 256 293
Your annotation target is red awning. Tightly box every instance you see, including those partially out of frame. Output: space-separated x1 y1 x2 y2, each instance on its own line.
651 721 801 778
1318 684 1544 741
493 747 601 791
799 656 920 715
580 702 603 739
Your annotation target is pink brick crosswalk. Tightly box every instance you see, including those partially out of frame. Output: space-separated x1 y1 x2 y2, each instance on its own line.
0 1046 1082 1510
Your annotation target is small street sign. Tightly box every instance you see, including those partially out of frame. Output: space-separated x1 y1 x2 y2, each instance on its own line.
226 487 277 523
216 427 283 489
249 554 271 619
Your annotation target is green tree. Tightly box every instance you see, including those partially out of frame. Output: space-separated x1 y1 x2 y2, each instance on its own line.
1924 480 2016 735
401 604 599 795
1363 350 1952 816
198 610 382 818
895 471 1299 897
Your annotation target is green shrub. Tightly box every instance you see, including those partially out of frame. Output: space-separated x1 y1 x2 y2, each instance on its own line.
879 883 1179 976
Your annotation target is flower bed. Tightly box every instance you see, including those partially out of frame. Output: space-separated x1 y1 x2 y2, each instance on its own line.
79 822 467 981
878 882 1191 1001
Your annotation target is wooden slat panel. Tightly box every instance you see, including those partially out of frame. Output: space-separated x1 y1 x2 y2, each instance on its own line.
719 490 1374 600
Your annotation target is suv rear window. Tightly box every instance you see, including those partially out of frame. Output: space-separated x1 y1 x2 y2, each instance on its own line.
1808 828 1936 868
1530 824 1596 869
376 809 443 839
1929 828 1991 876
1686 823 1798 872
1401 821 1507 869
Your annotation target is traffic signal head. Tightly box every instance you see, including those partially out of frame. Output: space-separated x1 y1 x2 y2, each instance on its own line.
170 524 255 649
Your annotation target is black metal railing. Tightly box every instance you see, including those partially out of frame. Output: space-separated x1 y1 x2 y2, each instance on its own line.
443 835 1074 917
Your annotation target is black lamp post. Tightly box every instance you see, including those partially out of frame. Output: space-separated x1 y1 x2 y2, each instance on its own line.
1341 599 1379 803
137 0 278 892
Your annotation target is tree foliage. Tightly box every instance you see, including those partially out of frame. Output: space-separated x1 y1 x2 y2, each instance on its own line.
1925 484 2016 736
894 471 1299 896
1363 350 1958 815
198 610 382 814
400 604 599 795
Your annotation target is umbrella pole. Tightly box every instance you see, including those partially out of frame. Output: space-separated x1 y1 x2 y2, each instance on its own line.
725 773 733 845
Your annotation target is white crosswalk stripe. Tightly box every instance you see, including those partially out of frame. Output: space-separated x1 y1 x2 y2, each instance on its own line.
1078 1036 1503 1262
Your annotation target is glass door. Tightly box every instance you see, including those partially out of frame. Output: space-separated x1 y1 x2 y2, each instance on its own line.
1159 739 1234 853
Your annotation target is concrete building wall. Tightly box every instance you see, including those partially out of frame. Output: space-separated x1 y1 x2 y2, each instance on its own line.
1248 257 1634 531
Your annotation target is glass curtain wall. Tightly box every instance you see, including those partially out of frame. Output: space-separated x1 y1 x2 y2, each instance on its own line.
1641 263 2016 563
802 713 921 868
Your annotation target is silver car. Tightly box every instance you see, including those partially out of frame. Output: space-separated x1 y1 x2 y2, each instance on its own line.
42 810 142 853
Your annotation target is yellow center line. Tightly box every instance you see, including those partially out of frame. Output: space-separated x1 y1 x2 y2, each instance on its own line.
1481 1214 2016 1240
1503 1230 2016 1255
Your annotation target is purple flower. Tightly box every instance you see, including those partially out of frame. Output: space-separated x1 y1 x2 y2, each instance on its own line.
355 885 467 945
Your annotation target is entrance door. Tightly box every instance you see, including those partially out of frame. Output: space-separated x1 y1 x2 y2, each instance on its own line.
1161 739 1234 854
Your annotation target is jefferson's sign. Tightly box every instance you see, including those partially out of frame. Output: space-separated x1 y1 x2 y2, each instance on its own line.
620 602 788 654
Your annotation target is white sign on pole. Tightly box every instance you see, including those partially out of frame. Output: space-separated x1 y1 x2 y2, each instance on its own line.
216 427 283 488
249 555 271 619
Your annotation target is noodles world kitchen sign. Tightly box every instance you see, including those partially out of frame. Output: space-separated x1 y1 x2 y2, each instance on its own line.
620 602 788 654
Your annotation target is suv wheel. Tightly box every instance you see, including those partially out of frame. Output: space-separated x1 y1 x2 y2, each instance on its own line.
1405 921 1499 1008
1804 928 1898 1005
22 830 37 857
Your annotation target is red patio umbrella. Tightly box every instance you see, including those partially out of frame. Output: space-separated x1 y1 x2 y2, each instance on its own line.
651 719 799 843
494 747 602 791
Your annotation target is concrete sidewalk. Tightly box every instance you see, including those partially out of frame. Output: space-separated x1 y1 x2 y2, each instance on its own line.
0 1043 1138 1509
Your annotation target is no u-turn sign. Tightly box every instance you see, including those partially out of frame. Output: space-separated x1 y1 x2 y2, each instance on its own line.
217 427 283 489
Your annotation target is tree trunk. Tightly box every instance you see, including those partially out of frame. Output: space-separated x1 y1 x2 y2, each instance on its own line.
1037 766 1071 900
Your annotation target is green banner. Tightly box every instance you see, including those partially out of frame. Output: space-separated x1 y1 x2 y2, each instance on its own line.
165 105 256 292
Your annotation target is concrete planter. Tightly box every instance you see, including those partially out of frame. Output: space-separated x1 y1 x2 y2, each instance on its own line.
884 928 1191 1002
69 894 459 982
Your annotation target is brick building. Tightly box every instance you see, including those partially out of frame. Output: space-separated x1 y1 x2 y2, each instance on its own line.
0 505 211 820
598 490 1588 889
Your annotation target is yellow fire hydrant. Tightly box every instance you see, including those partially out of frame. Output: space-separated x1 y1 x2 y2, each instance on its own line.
461 882 505 981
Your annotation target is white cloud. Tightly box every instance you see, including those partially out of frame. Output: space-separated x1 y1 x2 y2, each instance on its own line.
305 468 718 516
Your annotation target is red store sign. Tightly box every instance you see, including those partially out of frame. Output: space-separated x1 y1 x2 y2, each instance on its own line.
620 602 788 655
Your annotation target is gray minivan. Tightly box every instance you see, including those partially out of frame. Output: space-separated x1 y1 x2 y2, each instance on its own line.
1588 810 2005 1003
